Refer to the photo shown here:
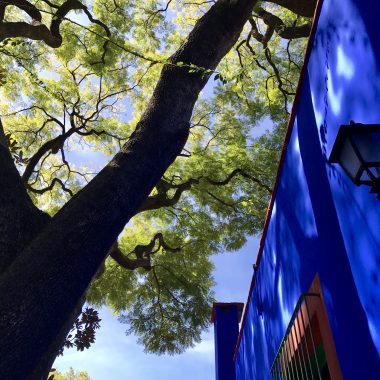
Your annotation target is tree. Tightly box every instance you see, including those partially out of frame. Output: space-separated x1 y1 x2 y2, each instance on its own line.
0 0 315 377
48 367 92 380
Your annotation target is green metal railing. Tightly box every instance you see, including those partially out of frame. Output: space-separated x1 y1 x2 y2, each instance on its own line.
270 293 328 380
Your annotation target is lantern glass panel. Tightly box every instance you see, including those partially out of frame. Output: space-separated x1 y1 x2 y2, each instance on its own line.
359 169 371 183
363 166 380 181
350 131 380 163
339 136 362 180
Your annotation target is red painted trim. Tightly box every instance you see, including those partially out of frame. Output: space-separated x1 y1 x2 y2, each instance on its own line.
308 274 344 380
233 0 325 362
211 302 244 323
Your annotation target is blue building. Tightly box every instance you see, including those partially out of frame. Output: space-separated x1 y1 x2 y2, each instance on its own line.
213 0 380 378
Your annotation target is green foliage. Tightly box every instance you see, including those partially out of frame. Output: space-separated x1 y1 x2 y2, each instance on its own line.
48 367 92 380
59 308 101 356
0 0 310 355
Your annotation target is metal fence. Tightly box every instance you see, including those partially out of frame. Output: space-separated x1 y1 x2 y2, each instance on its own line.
270 293 328 380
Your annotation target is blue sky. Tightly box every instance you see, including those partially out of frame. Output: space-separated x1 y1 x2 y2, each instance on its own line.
54 237 259 379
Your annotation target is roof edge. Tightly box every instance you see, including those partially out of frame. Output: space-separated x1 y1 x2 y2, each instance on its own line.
211 302 245 323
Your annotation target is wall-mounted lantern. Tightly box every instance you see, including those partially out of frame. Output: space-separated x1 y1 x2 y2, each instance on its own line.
329 122 380 199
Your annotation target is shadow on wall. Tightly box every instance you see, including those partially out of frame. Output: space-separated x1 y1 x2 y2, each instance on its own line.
236 121 322 380
308 0 380 354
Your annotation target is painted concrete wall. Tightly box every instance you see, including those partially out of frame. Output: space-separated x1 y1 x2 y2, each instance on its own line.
213 304 242 380
234 0 380 379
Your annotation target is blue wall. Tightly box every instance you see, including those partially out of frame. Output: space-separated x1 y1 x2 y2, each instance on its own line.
214 304 241 380
235 0 380 379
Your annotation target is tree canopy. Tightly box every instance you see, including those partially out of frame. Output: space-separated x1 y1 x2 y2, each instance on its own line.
0 0 315 376
49 367 92 380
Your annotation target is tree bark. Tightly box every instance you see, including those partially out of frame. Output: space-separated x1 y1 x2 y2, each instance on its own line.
257 8 311 39
0 120 49 273
0 0 257 378
0 0 110 49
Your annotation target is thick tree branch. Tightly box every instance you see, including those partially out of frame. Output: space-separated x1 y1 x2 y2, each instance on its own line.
0 0 111 52
0 119 49 273
109 233 181 271
0 0 42 21
0 22 62 47
257 8 311 39
108 242 152 271
138 179 196 212
248 17 265 45
154 232 182 253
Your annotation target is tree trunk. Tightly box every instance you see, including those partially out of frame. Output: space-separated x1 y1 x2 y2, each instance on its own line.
0 0 257 378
